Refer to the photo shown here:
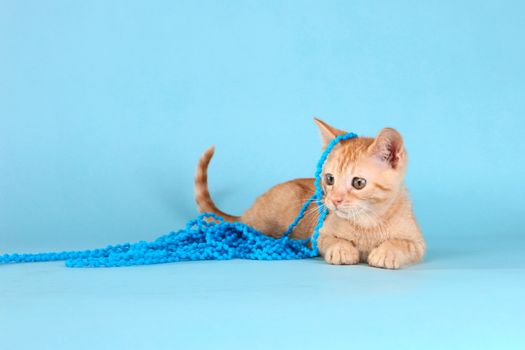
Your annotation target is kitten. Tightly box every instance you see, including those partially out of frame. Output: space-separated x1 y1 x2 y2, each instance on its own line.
194 118 425 269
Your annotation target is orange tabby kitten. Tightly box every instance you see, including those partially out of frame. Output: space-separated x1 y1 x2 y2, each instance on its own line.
194 119 425 269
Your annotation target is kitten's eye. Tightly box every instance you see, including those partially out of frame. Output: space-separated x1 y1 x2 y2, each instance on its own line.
324 173 335 186
352 177 367 190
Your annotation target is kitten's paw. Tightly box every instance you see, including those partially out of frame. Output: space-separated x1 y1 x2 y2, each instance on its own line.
323 240 359 265
368 245 403 269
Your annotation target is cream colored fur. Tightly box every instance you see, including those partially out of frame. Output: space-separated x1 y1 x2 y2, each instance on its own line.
195 119 425 269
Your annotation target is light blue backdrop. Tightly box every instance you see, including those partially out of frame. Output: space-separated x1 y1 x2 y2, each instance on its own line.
1 1 524 349
2 0 523 248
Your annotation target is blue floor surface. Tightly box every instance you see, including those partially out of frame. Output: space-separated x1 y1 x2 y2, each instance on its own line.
1 234 524 350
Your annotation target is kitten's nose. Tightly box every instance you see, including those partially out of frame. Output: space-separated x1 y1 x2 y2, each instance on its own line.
330 196 343 207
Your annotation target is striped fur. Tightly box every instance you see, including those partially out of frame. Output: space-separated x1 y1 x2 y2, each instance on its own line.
194 146 240 222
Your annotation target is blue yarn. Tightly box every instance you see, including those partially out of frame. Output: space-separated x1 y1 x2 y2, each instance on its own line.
0 133 357 268
282 132 358 255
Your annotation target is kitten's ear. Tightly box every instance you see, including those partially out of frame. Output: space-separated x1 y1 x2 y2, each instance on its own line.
368 128 405 168
313 118 347 148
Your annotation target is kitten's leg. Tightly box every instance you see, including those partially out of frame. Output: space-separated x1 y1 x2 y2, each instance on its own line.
367 239 424 269
318 234 359 265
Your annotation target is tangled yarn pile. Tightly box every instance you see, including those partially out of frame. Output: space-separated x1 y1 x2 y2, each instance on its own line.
0 214 316 267
0 133 357 268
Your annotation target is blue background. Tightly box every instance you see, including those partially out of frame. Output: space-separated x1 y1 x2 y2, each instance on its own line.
1 1 524 349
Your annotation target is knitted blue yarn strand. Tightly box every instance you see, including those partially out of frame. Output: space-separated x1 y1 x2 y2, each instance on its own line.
0 133 356 267
282 132 358 255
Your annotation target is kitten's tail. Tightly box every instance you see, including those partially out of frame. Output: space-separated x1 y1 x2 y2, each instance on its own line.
194 146 240 222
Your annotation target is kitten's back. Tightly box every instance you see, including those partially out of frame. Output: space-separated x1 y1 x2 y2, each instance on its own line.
194 147 318 238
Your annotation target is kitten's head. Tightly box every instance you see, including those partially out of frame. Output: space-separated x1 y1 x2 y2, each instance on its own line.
314 118 407 226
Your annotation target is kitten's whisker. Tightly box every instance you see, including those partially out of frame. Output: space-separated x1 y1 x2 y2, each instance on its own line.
351 208 357 225
302 205 323 217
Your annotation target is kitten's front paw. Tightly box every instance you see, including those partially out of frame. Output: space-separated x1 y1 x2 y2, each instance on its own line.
323 240 359 265
368 245 403 269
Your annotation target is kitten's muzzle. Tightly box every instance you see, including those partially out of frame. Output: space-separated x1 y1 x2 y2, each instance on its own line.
328 196 344 208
